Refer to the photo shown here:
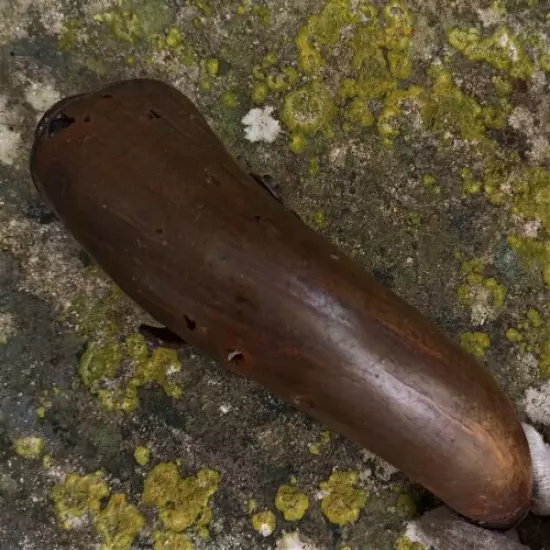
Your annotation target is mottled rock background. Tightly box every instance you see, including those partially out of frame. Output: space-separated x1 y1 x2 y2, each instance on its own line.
2 0 550 549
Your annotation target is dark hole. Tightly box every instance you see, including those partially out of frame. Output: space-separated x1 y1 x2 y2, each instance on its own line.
149 109 162 119
99 495 110 510
84 116 91 122
8 125 14 132
227 350 244 365
9 51 15 56
254 215 262 222
47 113 75 138
155 227 164 235
184 315 196 331
101 94 112 99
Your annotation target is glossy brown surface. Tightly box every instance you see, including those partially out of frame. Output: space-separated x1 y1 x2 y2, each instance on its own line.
30 78 532 528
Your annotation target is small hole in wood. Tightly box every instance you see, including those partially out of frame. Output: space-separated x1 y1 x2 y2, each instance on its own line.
227 350 244 365
101 94 112 99
155 227 164 235
84 116 91 122
184 315 196 331
254 215 261 222
149 109 162 119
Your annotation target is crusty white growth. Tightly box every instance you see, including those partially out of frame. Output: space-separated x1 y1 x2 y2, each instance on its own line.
275 530 319 550
522 423 550 515
523 380 550 426
24 82 61 116
242 106 281 143
405 506 528 550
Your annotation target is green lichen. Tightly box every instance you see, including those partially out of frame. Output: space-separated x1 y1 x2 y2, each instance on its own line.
512 167 550 232
457 259 505 321
58 19 82 51
395 535 425 550
94 494 145 550
289 134 306 155
153 530 194 550
142 463 220 535
343 98 374 128
508 234 550 287
281 81 336 136
422 174 440 194
319 470 367 526
221 91 239 109
506 308 550 377
274 485 309 521
425 66 494 143
134 446 150 466
459 332 490 358
308 430 330 455
377 86 425 146
448 26 533 80
14 436 44 459
252 82 269 104
51 472 110 529
251 510 275 536
394 493 416 518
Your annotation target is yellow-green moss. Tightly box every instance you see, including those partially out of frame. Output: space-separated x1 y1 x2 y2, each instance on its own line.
51 472 110 529
58 19 82 51
274 485 309 521
251 510 276 536
460 332 490 358
94 493 145 550
506 328 523 343
134 446 150 466
461 168 481 196
153 530 194 550
142 463 220 534
14 436 44 459
319 470 367 526
448 26 533 80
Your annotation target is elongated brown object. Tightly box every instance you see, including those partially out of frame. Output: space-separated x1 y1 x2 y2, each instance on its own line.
30 78 532 528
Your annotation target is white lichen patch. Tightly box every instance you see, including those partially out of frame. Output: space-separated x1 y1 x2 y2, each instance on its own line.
24 82 61 116
242 106 281 143
523 379 550 426
0 312 17 344
522 423 550 515
276 530 319 550
360 449 399 480
0 95 22 166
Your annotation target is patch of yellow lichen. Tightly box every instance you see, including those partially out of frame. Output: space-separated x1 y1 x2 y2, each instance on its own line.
51 472 110 529
308 430 331 455
68 278 183 412
274 485 309 521
14 436 44 459
394 534 425 550
506 308 550 377
134 446 150 466
95 494 145 550
457 258 506 323
153 530 195 550
460 331 490 358
448 26 533 80
251 510 276 536
508 234 550 288
142 462 220 536
319 470 367 526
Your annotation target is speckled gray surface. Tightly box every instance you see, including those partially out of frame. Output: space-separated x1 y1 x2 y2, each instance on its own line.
2 1 550 549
